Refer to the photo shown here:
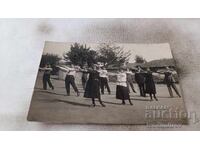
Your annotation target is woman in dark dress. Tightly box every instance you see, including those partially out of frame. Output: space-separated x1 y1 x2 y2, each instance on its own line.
145 68 158 101
84 65 105 107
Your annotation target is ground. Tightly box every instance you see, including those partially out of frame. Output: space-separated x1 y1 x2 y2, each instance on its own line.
27 72 187 125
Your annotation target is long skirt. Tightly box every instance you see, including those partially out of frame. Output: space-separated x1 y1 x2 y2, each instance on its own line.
145 81 156 94
116 85 130 100
84 79 100 98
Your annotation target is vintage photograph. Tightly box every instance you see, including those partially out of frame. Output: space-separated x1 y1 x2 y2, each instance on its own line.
27 41 187 125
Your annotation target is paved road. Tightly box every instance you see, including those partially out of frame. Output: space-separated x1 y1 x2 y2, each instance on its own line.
28 72 187 125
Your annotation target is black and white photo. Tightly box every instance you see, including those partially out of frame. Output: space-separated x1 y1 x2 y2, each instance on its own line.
27 41 187 125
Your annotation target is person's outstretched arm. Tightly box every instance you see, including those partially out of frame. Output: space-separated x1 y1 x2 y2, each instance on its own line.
40 67 52 71
57 66 70 72
156 70 165 74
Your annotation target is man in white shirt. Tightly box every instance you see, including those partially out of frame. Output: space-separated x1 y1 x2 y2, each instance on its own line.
81 67 88 90
126 68 136 93
58 64 80 96
98 66 111 95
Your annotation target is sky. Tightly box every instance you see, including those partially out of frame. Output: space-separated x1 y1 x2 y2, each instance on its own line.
43 41 173 63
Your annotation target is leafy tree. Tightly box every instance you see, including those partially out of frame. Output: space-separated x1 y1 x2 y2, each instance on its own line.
134 55 146 63
64 43 97 67
97 43 131 67
87 50 98 67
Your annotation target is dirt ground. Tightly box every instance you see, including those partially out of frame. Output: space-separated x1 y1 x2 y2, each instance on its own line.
27 72 187 125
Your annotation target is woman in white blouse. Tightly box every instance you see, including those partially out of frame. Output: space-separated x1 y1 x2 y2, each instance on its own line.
116 68 133 105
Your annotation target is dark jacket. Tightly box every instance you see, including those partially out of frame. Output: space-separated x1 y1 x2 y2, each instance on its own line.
135 72 145 84
164 71 175 85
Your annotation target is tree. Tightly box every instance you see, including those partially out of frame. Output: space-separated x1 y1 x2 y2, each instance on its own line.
134 55 146 63
64 43 98 68
40 53 61 67
97 43 131 67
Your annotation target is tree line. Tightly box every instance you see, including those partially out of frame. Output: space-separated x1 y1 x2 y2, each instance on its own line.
40 43 146 68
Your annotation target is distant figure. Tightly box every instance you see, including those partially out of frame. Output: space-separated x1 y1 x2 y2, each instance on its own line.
58 64 80 96
135 66 146 97
144 68 158 101
84 65 105 107
162 67 181 98
126 68 136 93
116 68 133 105
81 67 88 90
98 66 111 94
40 64 54 90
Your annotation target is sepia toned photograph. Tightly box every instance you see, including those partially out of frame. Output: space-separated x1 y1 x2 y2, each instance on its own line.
27 41 187 125
1 1 200 150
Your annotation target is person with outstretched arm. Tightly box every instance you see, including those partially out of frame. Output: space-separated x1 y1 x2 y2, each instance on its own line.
58 64 80 96
81 67 88 91
40 64 54 90
135 66 146 97
144 68 158 101
98 66 111 95
157 66 181 98
84 65 106 107
126 68 136 93
116 68 133 105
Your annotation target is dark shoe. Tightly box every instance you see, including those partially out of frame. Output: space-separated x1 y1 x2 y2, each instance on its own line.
128 99 133 105
90 103 96 107
100 103 106 107
154 97 158 101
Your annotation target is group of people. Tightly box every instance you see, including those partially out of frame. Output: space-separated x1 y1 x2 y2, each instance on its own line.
40 63 181 107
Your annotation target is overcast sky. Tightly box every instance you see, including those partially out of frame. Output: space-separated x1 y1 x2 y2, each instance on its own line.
43 41 173 63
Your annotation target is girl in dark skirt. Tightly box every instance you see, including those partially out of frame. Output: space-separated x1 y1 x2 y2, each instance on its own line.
145 68 158 101
84 65 105 107
116 68 133 105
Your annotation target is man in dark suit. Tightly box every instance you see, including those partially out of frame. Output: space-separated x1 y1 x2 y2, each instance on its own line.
135 66 146 97
163 67 181 98
40 64 54 90
157 66 181 98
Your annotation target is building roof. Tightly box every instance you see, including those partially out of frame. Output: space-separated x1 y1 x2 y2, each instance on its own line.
127 58 175 69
